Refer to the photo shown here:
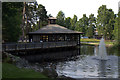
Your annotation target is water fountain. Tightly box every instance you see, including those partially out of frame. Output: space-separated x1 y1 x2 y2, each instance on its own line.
22 36 120 78
98 37 108 60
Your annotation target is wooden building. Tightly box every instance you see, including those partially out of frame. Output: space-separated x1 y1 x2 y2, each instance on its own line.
28 17 83 46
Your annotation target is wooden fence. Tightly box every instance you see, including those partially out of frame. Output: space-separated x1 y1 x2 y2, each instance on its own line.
2 41 78 52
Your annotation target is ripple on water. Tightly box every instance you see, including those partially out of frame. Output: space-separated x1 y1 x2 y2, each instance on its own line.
56 55 120 78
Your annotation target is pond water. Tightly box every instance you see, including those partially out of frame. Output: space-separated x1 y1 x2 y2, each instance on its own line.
21 45 120 78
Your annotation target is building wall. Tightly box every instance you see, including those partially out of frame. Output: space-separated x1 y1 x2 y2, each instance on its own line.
31 34 80 43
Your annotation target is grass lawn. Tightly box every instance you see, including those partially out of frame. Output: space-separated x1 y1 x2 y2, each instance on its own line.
81 38 100 42
81 38 114 46
2 63 47 78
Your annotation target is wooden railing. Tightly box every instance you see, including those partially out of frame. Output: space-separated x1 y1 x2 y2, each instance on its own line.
2 41 77 52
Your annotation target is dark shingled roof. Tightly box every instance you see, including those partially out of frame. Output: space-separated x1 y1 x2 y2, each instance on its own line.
28 24 83 34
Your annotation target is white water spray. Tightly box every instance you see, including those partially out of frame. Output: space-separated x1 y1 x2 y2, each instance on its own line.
98 37 107 60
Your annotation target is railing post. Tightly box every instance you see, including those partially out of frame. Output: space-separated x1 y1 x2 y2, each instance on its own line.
4 44 6 52
65 42 66 47
15 44 17 51
34 43 35 49
55 42 56 47
41 42 43 48
67 42 70 46
25 43 26 50
61 42 62 47
5 44 6 51
39 43 41 48
72 41 73 46
48 42 50 48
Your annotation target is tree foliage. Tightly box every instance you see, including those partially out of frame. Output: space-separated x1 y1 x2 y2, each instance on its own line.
75 14 88 36
2 2 23 42
86 14 96 38
56 11 65 26
2 2 48 42
24 3 48 31
37 4 48 29
55 5 119 45
81 14 89 36
75 19 83 32
64 17 71 29
24 2 38 33
3 2 119 43
70 15 78 30
113 12 120 45
96 5 115 40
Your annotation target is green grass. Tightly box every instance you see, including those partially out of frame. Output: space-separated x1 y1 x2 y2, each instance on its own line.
2 63 47 78
81 38 114 46
81 38 100 42
105 41 114 45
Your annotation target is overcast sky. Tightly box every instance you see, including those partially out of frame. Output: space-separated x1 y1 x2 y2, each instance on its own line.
37 0 120 19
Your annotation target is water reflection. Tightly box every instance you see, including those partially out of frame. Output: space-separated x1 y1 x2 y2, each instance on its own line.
20 45 120 78
20 48 80 63
98 60 107 77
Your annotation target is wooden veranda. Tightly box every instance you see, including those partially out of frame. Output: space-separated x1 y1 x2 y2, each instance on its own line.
2 41 77 52
2 17 83 53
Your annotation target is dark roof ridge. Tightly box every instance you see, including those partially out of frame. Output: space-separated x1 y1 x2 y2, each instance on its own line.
28 24 83 34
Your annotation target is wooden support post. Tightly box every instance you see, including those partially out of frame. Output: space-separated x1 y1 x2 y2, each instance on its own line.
48 42 50 48
25 43 26 50
15 44 17 51
79 34 80 46
34 43 35 49
4 44 6 52
55 42 56 47
77 34 80 46
41 43 43 48
29 35 31 42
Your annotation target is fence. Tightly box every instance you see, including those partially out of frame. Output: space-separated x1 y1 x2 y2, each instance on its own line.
2 41 77 52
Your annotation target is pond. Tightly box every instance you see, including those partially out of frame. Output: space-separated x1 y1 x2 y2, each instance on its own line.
20 45 120 78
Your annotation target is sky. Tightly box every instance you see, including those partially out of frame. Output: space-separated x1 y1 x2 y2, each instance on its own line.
37 0 120 19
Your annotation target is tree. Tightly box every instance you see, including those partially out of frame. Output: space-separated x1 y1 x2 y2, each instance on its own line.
86 14 96 38
96 5 115 40
37 4 48 29
56 11 65 26
19 2 39 41
75 19 83 32
82 14 89 36
48 14 53 17
75 14 88 36
20 2 26 42
70 15 77 30
64 17 71 29
25 2 38 32
22 2 39 41
2 2 23 42
97 5 107 36
113 12 120 46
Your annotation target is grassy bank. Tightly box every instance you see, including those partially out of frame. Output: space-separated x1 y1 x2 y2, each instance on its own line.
81 38 100 42
2 63 47 78
81 38 114 46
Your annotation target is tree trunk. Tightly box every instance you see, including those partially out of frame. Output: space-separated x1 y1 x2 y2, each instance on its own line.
21 2 26 42
25 12 28 42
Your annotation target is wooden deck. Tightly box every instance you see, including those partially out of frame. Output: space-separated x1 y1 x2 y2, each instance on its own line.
2 41 78 52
